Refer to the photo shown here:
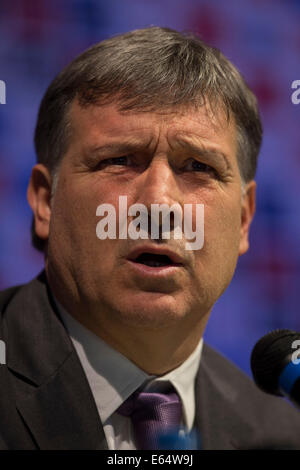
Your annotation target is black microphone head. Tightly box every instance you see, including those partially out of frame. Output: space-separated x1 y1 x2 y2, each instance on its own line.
251 329 300 396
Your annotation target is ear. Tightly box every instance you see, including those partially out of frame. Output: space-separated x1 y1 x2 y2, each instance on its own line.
239 180 256 256
27 164 53 242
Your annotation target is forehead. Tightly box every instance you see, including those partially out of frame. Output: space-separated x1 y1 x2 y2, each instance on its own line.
67 98 237 158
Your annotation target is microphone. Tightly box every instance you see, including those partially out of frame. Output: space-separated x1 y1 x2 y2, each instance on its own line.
251 329 300 409
158 428 201 450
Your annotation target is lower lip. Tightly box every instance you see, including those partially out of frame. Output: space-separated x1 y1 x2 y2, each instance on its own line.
126 260 183 277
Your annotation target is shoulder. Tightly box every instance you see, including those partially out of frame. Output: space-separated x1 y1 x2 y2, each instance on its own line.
0 271 49 321
198 342 300 449
0 284 23 315
201 342 258 393
0 271 49 315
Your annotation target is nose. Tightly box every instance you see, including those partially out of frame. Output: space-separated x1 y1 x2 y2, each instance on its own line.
139 155 181 204
133 155 183 240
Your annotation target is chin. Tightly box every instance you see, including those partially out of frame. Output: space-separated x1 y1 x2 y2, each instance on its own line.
110 292 190 329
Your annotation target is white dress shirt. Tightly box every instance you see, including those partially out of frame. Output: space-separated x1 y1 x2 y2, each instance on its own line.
56 299 203 450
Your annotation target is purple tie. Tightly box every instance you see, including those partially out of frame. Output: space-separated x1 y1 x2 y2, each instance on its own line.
117 386 182 450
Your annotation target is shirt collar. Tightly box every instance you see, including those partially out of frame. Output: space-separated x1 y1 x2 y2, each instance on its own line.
144 339 203 431
55 297 202 431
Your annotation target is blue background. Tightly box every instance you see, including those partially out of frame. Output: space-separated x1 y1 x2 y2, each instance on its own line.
0 0 299 377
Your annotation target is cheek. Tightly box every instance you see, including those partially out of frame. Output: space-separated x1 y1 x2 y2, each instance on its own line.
194 196 242 277
48 179 99 265
189 189 242 249
208 202 241 246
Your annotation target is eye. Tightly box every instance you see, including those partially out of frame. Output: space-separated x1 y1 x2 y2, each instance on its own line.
185 159 218 176
94 155 133 170
103 156 130 165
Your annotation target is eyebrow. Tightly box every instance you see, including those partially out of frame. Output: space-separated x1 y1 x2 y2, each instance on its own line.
84 142 149 163
173 138 232 170
84 140 231 170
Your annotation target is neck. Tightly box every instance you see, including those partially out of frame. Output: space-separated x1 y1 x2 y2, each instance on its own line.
88 314 208 375
56 295 209 375
46 267 210 375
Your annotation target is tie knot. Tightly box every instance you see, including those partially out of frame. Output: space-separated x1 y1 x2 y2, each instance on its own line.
118 388 181 417
117 386 182 450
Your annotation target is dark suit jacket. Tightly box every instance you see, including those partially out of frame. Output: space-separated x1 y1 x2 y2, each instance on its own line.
1 271 300 450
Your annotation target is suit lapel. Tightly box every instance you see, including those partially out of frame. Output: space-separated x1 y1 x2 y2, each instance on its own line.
15 351 108 449
4 272 108 450
195 343 255 450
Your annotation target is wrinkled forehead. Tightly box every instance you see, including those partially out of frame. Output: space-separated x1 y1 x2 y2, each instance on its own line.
67 97 237 153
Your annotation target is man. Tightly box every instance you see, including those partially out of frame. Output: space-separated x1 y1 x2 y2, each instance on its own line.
1 26 300 450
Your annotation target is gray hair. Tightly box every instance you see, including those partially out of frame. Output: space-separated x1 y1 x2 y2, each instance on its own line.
32 26 262 251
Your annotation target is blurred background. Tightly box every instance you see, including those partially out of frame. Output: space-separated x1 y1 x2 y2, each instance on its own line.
0 0 299 376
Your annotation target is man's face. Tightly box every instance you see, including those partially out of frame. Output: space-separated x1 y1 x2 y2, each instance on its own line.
41 99 255 329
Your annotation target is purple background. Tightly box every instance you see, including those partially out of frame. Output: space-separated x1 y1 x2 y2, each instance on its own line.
0 0 300 377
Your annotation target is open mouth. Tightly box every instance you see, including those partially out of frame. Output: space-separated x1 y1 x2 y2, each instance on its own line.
132 253 179 267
